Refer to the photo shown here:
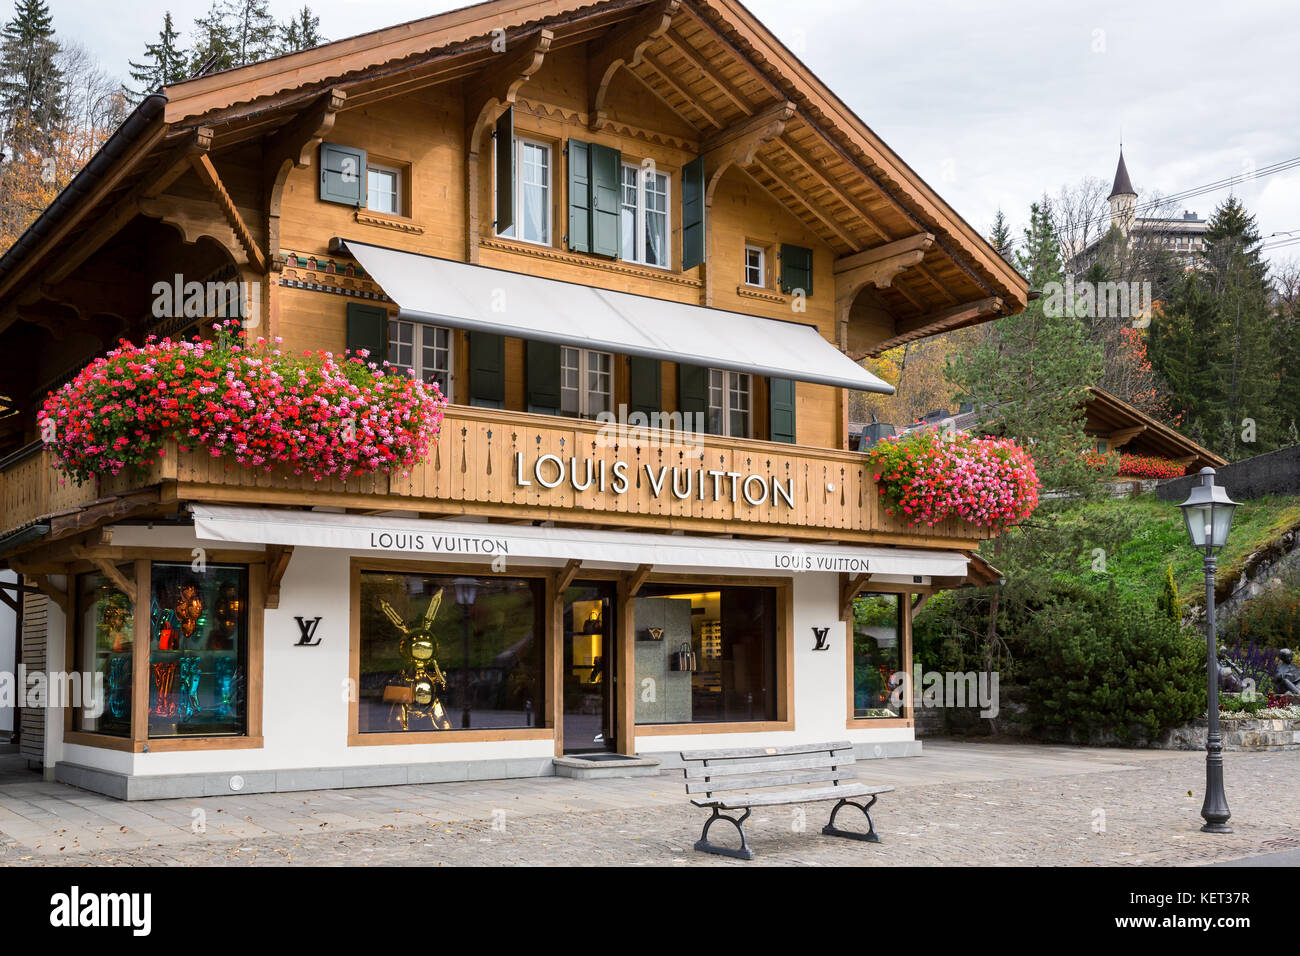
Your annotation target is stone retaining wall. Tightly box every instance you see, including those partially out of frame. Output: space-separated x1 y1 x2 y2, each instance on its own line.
1156 717 1300 751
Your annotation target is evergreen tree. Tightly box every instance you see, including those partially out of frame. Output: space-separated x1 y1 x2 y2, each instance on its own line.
128 12 189 100
278 5 323 53
988 209 1013 263
1150 197 1277 457
228 0 278 66
190 1 238 75
0 0 64 142
947 199 1103 493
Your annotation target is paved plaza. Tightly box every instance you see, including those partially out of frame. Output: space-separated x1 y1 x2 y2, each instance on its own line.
1 742 1297 866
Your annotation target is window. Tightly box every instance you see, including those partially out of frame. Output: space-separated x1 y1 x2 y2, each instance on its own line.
498 138 551 245
389 319 453 398
148 563 249 738
852 593 904 719
357 571 544 733
633 584 778 724
707 368 752 437
74 572 134 737
744 245 766 287
366 163 402 215
560 347 613 418
620 163 670 268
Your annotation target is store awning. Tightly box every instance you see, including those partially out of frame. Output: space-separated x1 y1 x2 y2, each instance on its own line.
336 239 894 394
190 505 967 580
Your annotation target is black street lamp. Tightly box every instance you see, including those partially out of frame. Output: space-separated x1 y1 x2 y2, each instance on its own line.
1177 467 1239 834
453 577 478 730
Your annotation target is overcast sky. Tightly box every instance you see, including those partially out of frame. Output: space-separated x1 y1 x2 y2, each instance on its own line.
40 0 1300 264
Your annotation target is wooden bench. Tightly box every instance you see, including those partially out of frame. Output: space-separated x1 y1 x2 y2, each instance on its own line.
681 740 893 859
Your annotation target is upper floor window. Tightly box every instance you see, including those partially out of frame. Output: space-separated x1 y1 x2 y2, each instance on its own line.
367 163 402 215
708 368 751 438
621 163 670 268
744 245 766 287
389 319 453 398
498 138 552 245
561 347 612 418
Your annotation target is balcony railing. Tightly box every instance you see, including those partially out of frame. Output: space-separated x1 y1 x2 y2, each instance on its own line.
0 407 986 547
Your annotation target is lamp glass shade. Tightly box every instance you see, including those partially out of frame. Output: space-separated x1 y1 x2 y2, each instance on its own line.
453 577 478 606
1177 469 1238 551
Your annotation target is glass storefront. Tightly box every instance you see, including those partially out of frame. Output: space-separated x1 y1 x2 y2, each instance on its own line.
633 584 777 724
148 563 249 737
74 572 134 737
358 571 544 733
852 592 904 718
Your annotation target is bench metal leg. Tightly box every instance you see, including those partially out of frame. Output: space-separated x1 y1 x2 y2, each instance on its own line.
822 794 881 843
694 807 755 860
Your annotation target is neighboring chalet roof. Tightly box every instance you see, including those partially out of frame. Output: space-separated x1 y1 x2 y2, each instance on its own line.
1085 386 1226 469
0 0 1027 342
1108 149 1135 199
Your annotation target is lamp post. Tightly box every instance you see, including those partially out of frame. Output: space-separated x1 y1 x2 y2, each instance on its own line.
1177 467 1239 834
453 577 478 730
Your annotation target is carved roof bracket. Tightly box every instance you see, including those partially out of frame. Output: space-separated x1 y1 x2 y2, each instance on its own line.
588 0 679 131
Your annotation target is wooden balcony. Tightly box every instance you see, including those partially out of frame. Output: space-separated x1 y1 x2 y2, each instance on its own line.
0 407 988 550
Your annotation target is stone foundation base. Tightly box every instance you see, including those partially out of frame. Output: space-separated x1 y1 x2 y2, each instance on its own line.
1156 717 1300 751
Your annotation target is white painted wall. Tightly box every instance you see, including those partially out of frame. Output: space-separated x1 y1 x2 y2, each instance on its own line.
0 570 15 736
62 525 916 779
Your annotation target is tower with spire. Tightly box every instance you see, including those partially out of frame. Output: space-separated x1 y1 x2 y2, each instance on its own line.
1108 148 1137 234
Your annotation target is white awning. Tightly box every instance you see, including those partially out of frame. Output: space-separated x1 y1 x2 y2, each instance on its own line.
190 505 967 579
337 239 894 394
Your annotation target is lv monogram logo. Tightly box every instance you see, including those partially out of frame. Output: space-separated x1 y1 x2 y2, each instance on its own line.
811 627 831 651
294 616 323 646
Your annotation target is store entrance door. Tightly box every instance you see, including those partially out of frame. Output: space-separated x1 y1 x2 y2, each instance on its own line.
561 582 617 754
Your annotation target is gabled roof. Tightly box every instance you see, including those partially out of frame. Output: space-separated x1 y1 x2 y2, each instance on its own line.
1108 149 1135 200
0 0 1027 326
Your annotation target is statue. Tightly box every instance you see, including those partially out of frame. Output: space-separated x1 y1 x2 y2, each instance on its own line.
1215 647 1246 694
1273 648 1300 697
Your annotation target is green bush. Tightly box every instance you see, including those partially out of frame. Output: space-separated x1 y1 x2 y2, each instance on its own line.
1018 594 1204 742
1223 569 1300 649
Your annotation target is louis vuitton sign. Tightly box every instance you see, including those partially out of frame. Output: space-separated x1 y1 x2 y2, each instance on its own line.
514 452 795 508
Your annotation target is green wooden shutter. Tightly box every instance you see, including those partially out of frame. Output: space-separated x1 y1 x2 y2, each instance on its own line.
468 332 505 408
525 339 562 414
677 363 709 432
567 139 591 253
769 377 797 444
590 142 622 259
345 302 388 362
627 356 662 420
320 143 366 206
681 157 706 271
494 107 514 235
779 243 814 296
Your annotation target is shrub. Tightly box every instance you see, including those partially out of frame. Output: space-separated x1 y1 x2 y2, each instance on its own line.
1223 571 1300 650
39 323 447 484
1018 593 1203 741
866 430 1040 531
1156 564 1179 625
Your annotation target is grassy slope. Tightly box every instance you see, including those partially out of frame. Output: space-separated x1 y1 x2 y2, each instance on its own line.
1037 493 1300 607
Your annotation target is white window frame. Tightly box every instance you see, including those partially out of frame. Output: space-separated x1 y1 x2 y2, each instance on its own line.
620 161 671 269
366 162 403 215
707 368 752 438
744 244 766 287
388 319 454 398
560 347 613 419
496 137 552 246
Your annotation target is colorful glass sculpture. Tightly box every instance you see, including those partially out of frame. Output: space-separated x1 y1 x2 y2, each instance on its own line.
107 655 131 719
151 660 178 717
177 655 201 721
176 582 204 641
214 658 239 718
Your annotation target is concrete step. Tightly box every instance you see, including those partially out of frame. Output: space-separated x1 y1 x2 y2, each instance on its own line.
553 754 662 779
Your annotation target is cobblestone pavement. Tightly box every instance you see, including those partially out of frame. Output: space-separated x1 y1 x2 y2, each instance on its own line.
1 743 1296 866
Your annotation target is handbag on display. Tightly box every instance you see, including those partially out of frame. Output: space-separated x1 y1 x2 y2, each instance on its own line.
670 641 696 672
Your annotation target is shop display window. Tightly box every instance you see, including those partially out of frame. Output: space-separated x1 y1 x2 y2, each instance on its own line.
148 563 249 737
74 572 134 737
358 571 544 733
633 584 777 724
852 593 904 718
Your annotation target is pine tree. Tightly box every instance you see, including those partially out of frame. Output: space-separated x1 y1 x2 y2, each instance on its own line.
190 1 238 75
947 199 1104 493
128 12 189 100
988 209 1013 263
228 0 278 66
0 0 64 142
278 6 323 54
1150 197 1277 457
